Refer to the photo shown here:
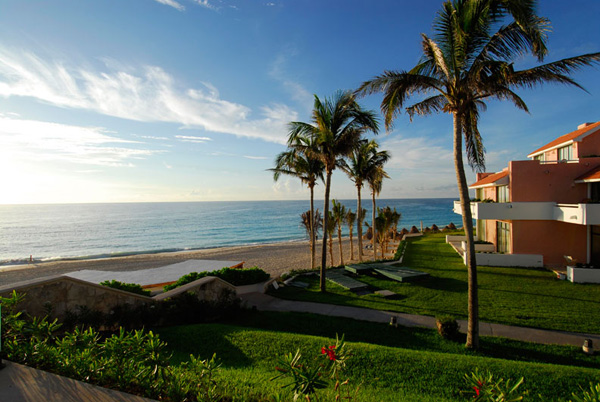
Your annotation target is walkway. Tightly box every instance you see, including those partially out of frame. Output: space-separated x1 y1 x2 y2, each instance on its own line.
0 361 156 402
240 292 600 348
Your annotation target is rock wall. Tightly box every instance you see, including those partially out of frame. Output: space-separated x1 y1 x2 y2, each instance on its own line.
0 275 238 320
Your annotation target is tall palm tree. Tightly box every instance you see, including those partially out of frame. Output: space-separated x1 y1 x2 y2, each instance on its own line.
367 165 389 259
357 0 600 348
339 139 390 262
270 135 324 269
345 209 357 260
331 199 347 266
288 91 379 291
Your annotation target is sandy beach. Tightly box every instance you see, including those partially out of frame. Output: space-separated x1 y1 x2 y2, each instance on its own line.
0 238 380 287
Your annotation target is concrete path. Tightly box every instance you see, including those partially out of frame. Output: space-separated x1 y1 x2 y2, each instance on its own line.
240 292 600 348
0 361 156 402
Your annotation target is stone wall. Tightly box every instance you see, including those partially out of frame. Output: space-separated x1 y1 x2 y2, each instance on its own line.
0 275 238 321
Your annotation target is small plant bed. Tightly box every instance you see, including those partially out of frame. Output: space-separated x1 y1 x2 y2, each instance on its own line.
271 232 600 334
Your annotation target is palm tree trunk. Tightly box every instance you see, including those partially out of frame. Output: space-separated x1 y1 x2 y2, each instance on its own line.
320 170 332 292
310 185 316 270
357 186 363 261
337 225 344 266
372 192 377 259
453 113 479 349
329 235 334 267
349 227 354 260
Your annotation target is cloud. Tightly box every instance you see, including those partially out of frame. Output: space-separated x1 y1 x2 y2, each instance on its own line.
154 0 185 11
193 0 218 11
243 155 268 160
175 135 213 143
270 49 313 108
380 135 454 172
0 47 296 144
0 116 161 167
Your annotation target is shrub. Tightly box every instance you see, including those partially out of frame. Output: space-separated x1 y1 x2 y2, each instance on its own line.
436 316 460 340
100 280 151 296
0 291 227 401
164 266 270 291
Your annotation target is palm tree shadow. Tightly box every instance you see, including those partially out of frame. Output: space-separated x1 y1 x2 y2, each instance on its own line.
158 325 253 368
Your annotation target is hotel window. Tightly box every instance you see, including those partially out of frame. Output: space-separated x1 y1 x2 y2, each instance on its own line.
558 144 573 161
497 221 510 253
497 185 509 203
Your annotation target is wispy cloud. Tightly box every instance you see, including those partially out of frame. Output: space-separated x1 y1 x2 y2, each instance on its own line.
175 135 212 143
0 115 161 167
0 47 296 144
243 155 268 160
270 48 313 108
380 135 453 172
193 0 218 11
154 0 185 11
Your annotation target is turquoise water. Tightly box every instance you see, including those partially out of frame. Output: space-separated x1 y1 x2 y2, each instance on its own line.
0 199 460 265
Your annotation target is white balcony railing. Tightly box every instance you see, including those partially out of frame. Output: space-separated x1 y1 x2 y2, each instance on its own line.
454 201 600 225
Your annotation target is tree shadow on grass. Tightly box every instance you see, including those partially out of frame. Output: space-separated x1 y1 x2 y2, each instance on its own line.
414 276 467 293
156 324 253 367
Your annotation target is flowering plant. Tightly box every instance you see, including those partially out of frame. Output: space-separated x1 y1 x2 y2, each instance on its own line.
272 334 355 401
464 369 526 401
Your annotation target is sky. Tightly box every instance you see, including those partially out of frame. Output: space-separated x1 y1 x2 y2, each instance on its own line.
0 0 598 204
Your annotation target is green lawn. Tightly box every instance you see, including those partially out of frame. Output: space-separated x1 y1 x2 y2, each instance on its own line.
271 233 600 334
156 321 600 402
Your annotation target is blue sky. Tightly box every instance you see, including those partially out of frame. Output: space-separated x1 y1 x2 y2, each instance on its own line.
0 0 598 204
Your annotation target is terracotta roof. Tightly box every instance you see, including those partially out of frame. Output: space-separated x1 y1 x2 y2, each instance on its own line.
574 165 600 183
527 122 600 158
470 170 509 188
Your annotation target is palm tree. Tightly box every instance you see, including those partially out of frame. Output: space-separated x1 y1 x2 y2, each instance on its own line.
288 91 379 291
270 135 324 269
300 209 323 258
357 0 600 348
367 165 389 259
339 139 390 262
325 210 336 267
331 199 347 266
374 208 393 259
345 209 357 260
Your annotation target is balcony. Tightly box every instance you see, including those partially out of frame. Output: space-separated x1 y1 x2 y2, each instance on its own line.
454 201 600 225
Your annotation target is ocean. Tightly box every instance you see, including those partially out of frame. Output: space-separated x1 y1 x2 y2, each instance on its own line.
0 198 460 265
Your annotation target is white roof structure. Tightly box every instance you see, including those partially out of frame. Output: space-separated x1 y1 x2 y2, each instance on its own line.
64 259 244 287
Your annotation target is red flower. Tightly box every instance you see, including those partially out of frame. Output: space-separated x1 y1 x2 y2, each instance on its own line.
472 386 480 397
321 345 337 361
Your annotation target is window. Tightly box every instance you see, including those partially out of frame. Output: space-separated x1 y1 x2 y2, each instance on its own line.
497 185 509 203
534 154 545 162
497 221 510 253
558 144 573 161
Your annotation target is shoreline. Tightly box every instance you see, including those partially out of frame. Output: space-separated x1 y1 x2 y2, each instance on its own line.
0 237 373 286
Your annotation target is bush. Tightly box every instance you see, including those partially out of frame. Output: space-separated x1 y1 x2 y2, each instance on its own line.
436 316 460 340
164 266 270 291
100 280 151 296
0 291 228 401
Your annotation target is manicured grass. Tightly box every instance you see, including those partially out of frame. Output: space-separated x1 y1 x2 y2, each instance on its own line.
223 310 600 369
156 322 600 402
271 232 600 334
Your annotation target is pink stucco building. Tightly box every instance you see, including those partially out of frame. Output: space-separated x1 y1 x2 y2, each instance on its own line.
454 121 600 268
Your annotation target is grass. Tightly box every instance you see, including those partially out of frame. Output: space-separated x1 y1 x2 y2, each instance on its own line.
156 320 600 402
271 232 600 334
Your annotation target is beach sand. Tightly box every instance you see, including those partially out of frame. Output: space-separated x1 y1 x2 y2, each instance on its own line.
0 238 386 286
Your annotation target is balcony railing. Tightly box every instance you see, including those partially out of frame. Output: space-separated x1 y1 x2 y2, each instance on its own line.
454 201 600 225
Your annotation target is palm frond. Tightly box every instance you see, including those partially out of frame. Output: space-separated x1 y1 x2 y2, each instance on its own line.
406 94 448 120
508 53 600 91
